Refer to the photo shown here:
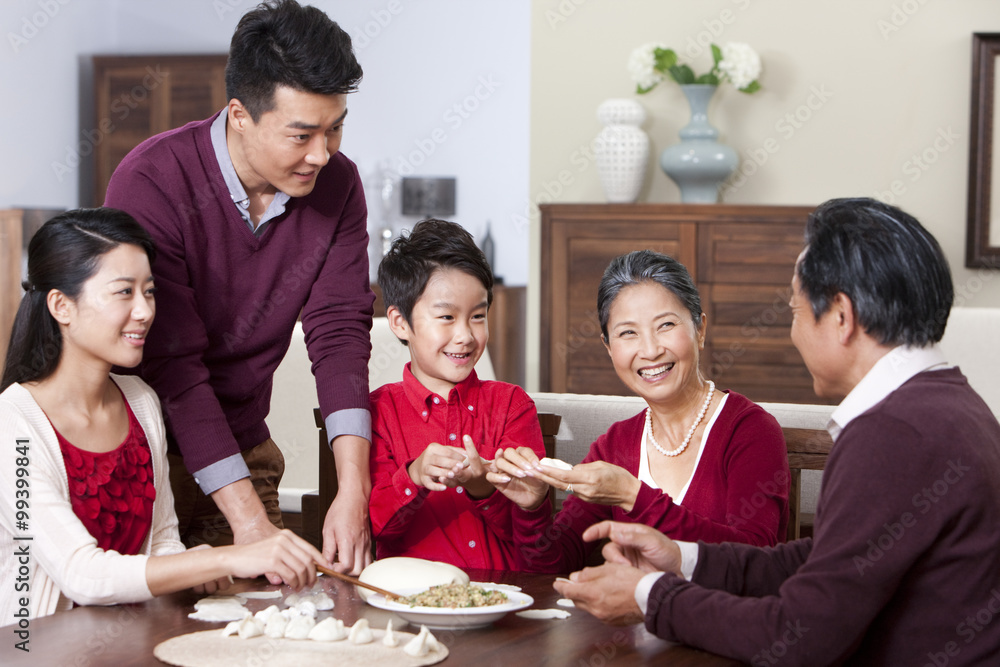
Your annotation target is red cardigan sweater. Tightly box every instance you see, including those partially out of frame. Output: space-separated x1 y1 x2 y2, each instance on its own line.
514 391 789 573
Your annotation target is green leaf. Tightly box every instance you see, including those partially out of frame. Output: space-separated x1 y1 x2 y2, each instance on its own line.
669 64 696 84
636 83 655 95
653 48 677 74
696 73 720 85
711 44 722 66
740 80 761 94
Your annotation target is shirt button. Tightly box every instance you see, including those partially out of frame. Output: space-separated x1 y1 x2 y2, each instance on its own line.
421 411 428 417
483 505 490 510
194 478 200 485
468 540 476 548
405 488 412 496
449 433 457 441
468 405 474 411
456 487 464 494
433 397 440 404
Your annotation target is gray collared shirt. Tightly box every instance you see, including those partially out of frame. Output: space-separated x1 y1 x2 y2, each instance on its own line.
209 109 290 236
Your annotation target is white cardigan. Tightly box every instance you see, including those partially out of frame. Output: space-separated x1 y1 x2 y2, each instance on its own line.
0 374 185 621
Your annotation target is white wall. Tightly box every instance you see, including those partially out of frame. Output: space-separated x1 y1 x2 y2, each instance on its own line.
0 0 531 284
527 0 1000 390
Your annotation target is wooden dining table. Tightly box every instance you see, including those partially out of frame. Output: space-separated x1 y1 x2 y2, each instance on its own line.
0 569 742 666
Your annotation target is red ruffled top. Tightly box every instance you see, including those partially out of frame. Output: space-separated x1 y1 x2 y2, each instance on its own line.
55 396 155 555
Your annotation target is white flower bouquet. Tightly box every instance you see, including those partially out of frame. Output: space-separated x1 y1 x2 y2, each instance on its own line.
628 42 762 94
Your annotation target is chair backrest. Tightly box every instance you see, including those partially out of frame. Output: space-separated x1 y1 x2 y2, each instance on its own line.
939 306 1000 416
529 392 834 542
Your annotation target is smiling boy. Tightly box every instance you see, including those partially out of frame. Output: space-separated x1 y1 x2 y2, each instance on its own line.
104 0 374 576
369 219 548 569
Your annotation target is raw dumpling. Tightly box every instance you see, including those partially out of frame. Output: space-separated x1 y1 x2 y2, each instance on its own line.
348 618 373 644
294 599 318 618
539 457 573 471
308 617 347 642
312 592 335 611
403 625 441 657
220 621 241 637
284 593 301 607
284 614 316 640
264 613 288 639
194 596 246 610
237 615 264 639
254 605 281 624
382 619 399 648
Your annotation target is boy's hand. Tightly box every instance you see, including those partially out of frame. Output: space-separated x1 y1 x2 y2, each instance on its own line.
451 434 494 499
487 446 549 510
408 443 469 491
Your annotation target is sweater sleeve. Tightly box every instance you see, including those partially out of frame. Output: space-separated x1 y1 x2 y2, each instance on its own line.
643 415 948 666
299 159 374 441
105 158 248 487
0 400 153 613
626 400 789 546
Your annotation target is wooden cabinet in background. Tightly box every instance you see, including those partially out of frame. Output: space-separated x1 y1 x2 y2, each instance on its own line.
93 54 228 205
540 203 831 405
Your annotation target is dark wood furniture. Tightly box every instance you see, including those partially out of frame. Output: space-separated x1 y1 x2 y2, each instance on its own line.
540 203 830 404
0 571 741 666
783 425 833 542
0 209 23 365
371 282 527 387
92 54 228 206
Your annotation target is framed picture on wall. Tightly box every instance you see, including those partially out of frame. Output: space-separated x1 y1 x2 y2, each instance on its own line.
967 33 1000 268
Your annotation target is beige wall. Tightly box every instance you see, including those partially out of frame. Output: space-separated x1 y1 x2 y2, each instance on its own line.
527 0 1000 390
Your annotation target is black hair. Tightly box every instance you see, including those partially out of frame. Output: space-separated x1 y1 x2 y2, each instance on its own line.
225 0 363 121
0 208 156 392
377 219 494 345
598 250 702 342
797 197 953 347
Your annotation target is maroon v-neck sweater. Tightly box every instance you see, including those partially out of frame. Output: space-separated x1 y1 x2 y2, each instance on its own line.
105 115 373 475
647 369 1000 665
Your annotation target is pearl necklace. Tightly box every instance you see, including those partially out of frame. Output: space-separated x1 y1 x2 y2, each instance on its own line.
646 380 716 457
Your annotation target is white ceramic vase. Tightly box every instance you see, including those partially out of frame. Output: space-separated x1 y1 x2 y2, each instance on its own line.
593 98 649 203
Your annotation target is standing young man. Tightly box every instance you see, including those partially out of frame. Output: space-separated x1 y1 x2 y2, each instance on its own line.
105 0 374 575
555 198 1000 665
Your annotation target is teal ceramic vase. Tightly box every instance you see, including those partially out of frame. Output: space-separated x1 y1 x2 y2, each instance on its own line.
659 84 737 203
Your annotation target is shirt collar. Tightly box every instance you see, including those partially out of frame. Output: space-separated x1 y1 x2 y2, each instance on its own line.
209 109 291 228
828 344 949 440
401 363 482 422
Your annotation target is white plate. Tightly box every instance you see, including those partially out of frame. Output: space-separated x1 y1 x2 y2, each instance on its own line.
365 583 534 630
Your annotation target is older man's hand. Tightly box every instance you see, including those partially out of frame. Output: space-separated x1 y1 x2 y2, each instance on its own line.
553 563 646 625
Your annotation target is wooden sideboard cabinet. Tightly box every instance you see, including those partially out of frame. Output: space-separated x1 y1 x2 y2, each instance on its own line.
93 54 228 205
540 203 831 404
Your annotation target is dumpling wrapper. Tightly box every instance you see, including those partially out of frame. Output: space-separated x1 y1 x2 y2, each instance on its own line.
556 598 575 608
348 618 374 644
382 619 399 648
188 606 249 622
284 593 301 607
308 617 347 642
264 613 288 639
357 557 469 601
236 590 283 599
403 625 441 657
516 609 572 620
283 615 315 640
539 457 573 471
237 616 264 639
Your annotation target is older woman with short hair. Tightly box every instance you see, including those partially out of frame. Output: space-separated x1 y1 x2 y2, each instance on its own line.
491 249 789 573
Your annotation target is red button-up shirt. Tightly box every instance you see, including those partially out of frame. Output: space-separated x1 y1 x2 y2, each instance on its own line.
369 365 547 570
